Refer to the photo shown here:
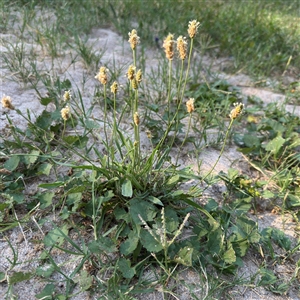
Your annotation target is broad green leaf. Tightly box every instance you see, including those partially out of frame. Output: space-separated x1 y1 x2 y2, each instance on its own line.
147 196 163 206
6 192 24 204
207 228 222 255
163 207 179 233
40 97 53 106
120 231 139 255
122 179 133 197
118 258 135 279
286 194 300 208
223 242 236 264
85 120 100 129
39 192 55 209
166 174 180 186
0 272 6 282
264 136 285 154
43 225 68 247
36 264 55 278
174 246 193 266
243 134 260 148
35 111 52 130
36 283 55 299
63 136 79 145
73 270 93 291
140 229 163 253
4 156 20 171
66 192 82 211
129 199 157 225
258 269 277 286
88 237 117 254
37 163 53 176
7 271 32 285
23 150 40 166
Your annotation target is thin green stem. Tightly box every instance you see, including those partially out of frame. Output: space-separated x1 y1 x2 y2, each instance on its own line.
201 119 234 182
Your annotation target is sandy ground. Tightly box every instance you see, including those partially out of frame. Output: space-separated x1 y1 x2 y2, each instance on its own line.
1 19 300 300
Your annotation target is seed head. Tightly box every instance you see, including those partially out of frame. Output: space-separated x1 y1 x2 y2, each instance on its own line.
1 95 14 110
177 36 187 60
136 69 142 82
127 65 135 80
110 81 118 95
134 112 140 126
128 29 140 50
186 98 195 113
61 106 70 121
95 66 108 85
131 78 138 90
163 33 175 60
188 20 200 39
229 102 244 120
63 90 71 102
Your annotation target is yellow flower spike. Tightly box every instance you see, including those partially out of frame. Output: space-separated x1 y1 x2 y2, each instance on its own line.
136 69 142 82
95 66 108 85
134 112 140 126
177 36 188 60
163 33 175 61
1 95 14 110
229 102 244 120
128 29 140 50
131 78 138 90
61 106 70 121
188 20 200 39
186 98 195 113
63 90 72 102
110 81 118 95
127 65 136 80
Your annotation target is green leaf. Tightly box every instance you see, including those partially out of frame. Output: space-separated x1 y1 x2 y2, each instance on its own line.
0 272 6 282
63 135 80 145
66 192 82 211
120 231 139 256
23 150 40 166
4 156 20 171
43 225 68 247
258 269 277 286
286 194 300 208
118 258 136 279
40 97 53 106
85 119 100 129
207 228 222 255
39 182 64 189
147 196 163 206
88 237 117 254
129 199 157 225
264 136 285 154
36 264 55 278
36 283 55 299
223 242 236 264
163 207 179 233
37 163 53 176
243 134 260 148
73 269 93 291
174 246 193 266
39 192 55 209
140 229 163 253
7 271 32 285
35 111 52 130
122 179 133 198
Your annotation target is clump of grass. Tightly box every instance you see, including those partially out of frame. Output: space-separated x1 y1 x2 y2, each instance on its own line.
1 5 299 299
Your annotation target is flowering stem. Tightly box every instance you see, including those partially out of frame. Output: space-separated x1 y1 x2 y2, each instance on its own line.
167 59 173 125
201 119 234 182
